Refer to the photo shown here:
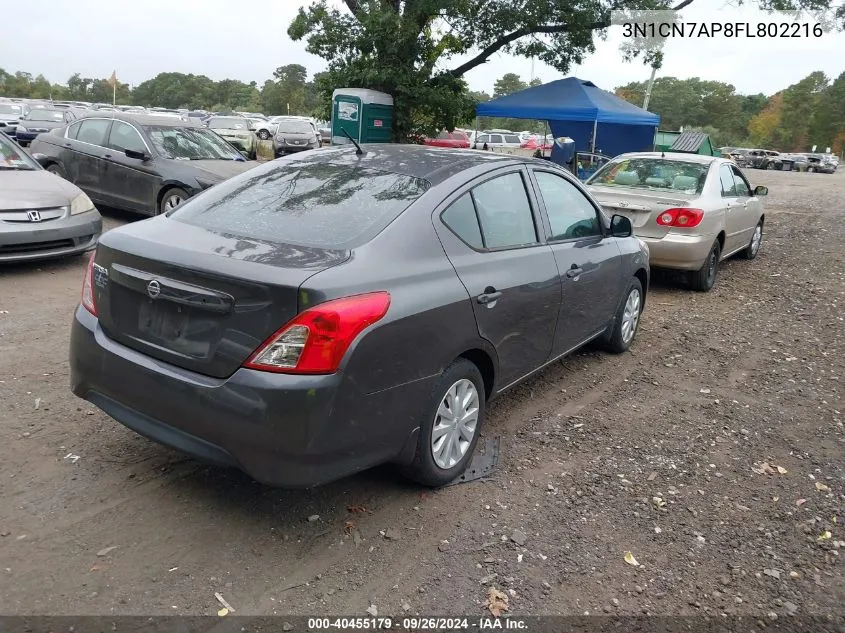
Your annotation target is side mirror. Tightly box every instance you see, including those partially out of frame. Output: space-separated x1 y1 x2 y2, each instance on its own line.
124 148 151 161
753 185 768 196
31 152 49 167
610 214 633 238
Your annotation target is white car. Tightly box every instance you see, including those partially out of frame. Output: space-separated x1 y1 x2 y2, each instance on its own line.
248 118 276 140
472 132 522 149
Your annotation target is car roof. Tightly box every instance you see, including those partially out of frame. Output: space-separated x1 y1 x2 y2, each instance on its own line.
76 112 201 128
311 144 557 185
614 151 719 165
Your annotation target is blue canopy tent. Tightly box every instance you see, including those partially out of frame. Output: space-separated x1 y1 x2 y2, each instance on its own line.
475 77 660 160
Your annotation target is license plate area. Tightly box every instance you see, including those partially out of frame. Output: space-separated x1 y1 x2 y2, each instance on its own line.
130 299 217 359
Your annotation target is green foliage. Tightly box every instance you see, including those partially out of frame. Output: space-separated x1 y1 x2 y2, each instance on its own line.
615 74 845 153
0 67 320 117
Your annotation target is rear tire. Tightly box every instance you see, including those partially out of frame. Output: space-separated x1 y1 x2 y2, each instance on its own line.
257 129 270 140
158 187 189 215
404 359 486 487
46 163 68 179
740 221 763 260
690 240 721 292
602 278 644 354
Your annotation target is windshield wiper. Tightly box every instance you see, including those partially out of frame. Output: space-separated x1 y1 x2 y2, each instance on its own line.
0 165 36 171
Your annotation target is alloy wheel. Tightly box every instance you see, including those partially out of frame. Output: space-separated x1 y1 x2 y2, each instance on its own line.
621 288 641 344
431 378 479 470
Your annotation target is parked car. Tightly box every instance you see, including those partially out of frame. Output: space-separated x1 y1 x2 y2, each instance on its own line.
275 116 323 145
15 108 79 146
0 102 29 140
0 131 102 262
804 153 837 173
29 113 257 216
586 152 767 292
424 130 470 149
248 117 276 140
317 122 331 144
273 118 320 156
206 116 257 158
68 145 649 488
472 132 522 150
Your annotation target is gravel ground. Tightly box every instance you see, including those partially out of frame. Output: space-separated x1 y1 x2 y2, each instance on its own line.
0 168 842 619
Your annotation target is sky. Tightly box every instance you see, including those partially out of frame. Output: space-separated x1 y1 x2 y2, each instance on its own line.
2 0 843 98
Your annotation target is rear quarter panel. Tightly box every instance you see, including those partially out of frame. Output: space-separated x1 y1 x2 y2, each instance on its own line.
300 180 495 394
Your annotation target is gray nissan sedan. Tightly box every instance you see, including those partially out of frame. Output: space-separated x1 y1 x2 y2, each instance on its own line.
69 145 649 488
1 131 102 262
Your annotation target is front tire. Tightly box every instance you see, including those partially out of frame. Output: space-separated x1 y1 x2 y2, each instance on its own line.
740 220 763 260
404 359 485 487
158 187 189 215
257 129 270 140
690 240 721 292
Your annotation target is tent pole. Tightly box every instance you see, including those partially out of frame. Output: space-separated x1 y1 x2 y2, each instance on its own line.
591 118 598 153
544 120 549 157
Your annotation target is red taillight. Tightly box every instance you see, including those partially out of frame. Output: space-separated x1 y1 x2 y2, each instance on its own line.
656 208 704 228
243 292 391 375
81 253 97 316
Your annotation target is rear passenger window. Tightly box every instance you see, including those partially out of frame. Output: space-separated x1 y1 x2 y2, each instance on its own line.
504 135 520 144
471 172 537 248
442 194 483 249
76 119 111 146
66 121 82 140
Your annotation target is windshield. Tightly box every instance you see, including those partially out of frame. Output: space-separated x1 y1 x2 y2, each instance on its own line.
276 120 313 134
587 157 709 194
208 117 248 130
172 156 430 248
0 133 39 170
0 104 24 116
26 109 65 122
145 126 244 160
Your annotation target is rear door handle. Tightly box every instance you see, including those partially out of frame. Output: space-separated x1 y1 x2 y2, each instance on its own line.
566 266 584 278
476 290 502 304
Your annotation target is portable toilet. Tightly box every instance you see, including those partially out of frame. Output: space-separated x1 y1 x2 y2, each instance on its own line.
331 88 393 145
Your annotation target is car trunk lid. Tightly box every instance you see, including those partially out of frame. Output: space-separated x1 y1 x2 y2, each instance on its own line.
588 185 700 238
92 217 349 379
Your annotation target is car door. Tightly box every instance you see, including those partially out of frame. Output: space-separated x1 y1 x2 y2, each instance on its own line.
729 165 761 249
102 120 160 213
434 168 561 389
65 118 113 203
528 167 623 355
718 163 744 254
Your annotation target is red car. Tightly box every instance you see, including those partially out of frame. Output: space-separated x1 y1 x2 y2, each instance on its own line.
424 130 470 149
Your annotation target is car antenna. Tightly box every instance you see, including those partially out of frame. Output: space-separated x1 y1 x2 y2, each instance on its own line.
340 127 364 156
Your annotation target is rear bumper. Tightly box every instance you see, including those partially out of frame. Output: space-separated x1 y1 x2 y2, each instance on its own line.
69 307 433 488
0 210 102 262
638 231 713 271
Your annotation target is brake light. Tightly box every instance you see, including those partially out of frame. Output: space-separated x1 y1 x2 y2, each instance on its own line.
656 208 704 228
243 292 391 374
81 253 97 316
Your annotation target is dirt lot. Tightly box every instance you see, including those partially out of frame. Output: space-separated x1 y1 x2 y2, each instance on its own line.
0 168 843 619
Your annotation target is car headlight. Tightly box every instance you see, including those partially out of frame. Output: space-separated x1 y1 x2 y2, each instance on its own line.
70 192 95 215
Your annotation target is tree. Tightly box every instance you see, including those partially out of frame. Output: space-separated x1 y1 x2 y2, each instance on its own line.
493 73 526 98
779 71 829 150
747 93 784 148
289 0 842 141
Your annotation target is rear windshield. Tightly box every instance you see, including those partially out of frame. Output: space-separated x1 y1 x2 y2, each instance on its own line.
171 156 430 248
588 157 709 194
